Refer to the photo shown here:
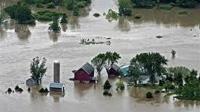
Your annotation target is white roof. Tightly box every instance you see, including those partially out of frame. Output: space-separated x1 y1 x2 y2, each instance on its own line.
50 83 64 89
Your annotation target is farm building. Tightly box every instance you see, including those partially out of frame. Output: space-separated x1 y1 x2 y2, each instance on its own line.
49 83 65 92
72 63 95 83
106 64 120 78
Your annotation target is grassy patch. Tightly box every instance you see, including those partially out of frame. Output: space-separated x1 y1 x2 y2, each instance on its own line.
159 4 173 10
33 10 63 21
178 11 188 15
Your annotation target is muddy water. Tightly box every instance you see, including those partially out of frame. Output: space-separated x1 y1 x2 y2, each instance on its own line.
0 0 200 112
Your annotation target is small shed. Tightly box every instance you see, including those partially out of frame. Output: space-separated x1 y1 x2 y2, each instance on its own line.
106 64 120 78
49 83 65 92
73 63 95 83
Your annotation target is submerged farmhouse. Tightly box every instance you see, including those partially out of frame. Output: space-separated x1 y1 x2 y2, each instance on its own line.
106 64 120 78
72 63 95 83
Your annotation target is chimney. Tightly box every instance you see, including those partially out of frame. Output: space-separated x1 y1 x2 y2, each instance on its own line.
54 60 60 83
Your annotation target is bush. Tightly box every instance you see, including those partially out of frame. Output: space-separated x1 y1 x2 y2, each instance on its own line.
103 80 112 90
73 7 80 16
76 1 87 8
7 88 13 94
159 4 173 10
116 79 125 91
118 0 132 16
39 88 49 93
49 16 61 32
146 92 153 98
106 9 119 21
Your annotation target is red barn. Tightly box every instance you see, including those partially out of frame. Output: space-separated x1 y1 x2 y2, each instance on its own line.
106 64 120 78
73 63 95 83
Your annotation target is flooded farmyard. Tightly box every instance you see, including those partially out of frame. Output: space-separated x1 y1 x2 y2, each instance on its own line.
0 0 200 112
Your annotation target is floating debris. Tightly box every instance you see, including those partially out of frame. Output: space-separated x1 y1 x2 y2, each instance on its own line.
156 35 163 39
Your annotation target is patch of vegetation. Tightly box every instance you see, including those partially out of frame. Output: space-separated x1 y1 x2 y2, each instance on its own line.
104 80 112 90
49 16 61 33
46 2 56 9
33 10 63 21
4 2 35 24
132 0 156 8
126 51 200 101
118 0 132 16
131 0 200 9
178 11 188 15
106 9 119 21
159 4 173 10
116 78 125 91
60 14 68 23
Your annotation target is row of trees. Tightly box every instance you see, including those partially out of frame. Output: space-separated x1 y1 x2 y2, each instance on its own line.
117 0 200 17
4 0 91 25
132 0 200 8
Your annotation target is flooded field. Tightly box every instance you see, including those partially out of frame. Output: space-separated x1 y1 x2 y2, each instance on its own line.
0 0 200 112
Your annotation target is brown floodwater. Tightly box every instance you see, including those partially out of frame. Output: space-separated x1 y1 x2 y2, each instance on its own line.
0 0 200 112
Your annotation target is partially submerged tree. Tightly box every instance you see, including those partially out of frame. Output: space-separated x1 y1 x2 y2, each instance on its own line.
105 51 121 66
118 0 132 16
30 57 47 85
130 52 168 85
104 80 112 90
91 52 121 75
91 53 107 75
128 58 143 86
49 16 61 32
